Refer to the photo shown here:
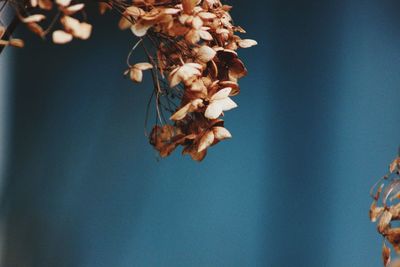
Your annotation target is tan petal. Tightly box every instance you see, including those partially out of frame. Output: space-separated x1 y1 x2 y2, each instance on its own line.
213 127 232 140
134 62 153 70
192 16 203 29
129 68 143 82
177 63 202 83
52 30 73 44
38 0 53 10
197 45 216 62
190 79 206 92
170 103 191 121
378 211 393 234
56 0 71 7
22 14 46 23
238 39 258 48
214 97 237 112
383 242 391 267
211 87 232 100
131 21 152 37
118 17 132 30
386 228 400 253
27 22 45 37
9 39 24 48
205 102 223 119
182 0 197 14
198 131 215 152
198 12 216 20
65 3 85 13
370 201 384 222
125 6 145 17
185 29 200 44
30 0 38 7
199 29 213 40
164 8 181 15
61 16 80 33
75 22 92 40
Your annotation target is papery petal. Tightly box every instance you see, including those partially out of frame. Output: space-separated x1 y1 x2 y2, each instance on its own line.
9 39 24 48
130 68 143 82
125 6 145 17
197 45 216 62
170 103 191 121
192 16 203 29
65 3 85 13
198 131 215 152
131 21 152 37
214 97 237 111
211 87 231 100
178 64 201 82
164 8 181 15
238 39 258 48
22 14 46 23
75 22 92 39
383 242 391 267
199 29 213 40
198 12 216 20
56 0 71 7
213 126 232 140
182 0 197 14
52 30 73 44
38 0 53 10
118 17 132 30
61 15 80 33
185 29 200 44
205 102 223 119
134 62 153 70
30 0 38 7
169 69 182 87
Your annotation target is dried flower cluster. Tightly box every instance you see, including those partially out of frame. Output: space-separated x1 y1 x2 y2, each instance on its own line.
0 0 256 160
370 155 400 267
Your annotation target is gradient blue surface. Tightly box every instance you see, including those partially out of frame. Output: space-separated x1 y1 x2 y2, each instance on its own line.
1 0 400 266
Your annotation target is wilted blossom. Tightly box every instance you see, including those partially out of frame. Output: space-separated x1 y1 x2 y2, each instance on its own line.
1 0 257 161
370 155 400 266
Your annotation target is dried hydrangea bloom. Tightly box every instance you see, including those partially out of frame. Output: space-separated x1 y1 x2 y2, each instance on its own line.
0 0 257 161
370 154 400 266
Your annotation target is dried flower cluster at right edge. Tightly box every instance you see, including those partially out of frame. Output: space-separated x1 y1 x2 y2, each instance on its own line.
370 156 400 267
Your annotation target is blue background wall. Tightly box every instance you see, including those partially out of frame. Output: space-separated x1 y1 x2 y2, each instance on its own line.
2 0 400 266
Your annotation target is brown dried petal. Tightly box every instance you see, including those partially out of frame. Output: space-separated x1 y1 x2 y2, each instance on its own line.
386 228 400 253
213 126 231 140
378 211 393 234
383 242 391 267
125 6 146 17
22 14 46 23
197 45 216 63
9 39 24 48
182 0 197 14
370 201 384 222
198 131 214 152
